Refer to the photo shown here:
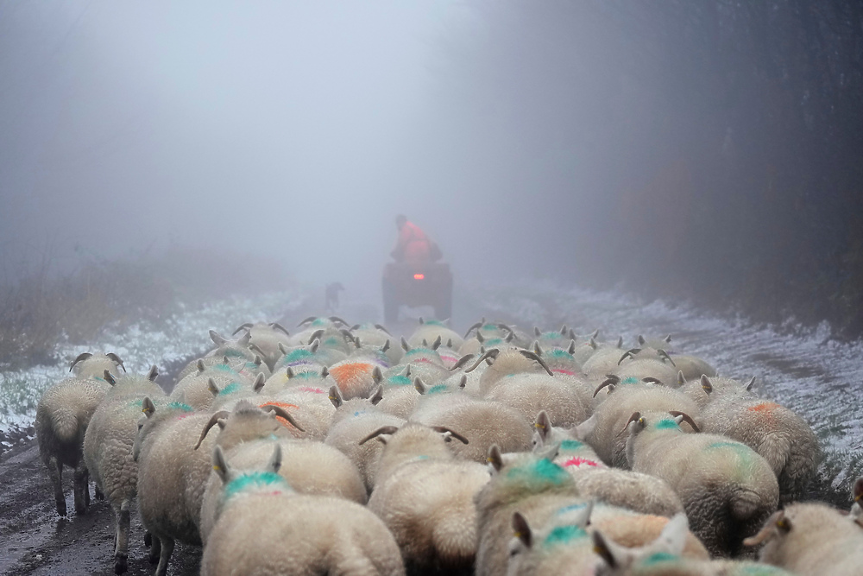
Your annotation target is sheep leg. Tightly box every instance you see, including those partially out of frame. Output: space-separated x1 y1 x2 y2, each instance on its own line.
154 536 174 576
46 454 66 516
113 499 130 574
73 460 89 515
147 534 161 564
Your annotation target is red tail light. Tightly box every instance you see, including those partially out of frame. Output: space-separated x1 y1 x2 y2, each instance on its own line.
413 273 425 280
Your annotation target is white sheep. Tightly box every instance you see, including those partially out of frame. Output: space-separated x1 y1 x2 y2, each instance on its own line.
576 383 700 467
201 444 405 576
133 397 213 576
69 352 126 379
82 367 164 574
485 372 589 429
743 501 863 576
35 374 112 515
363 423 490 573
624 411 779 557
407 317 465 351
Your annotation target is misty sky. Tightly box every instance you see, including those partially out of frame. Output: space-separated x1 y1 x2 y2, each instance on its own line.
1 2 643 300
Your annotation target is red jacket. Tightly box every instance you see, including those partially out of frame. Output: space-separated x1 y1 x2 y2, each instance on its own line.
393 221 432 265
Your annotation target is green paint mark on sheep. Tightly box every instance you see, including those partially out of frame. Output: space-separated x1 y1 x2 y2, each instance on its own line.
427 384 448 395
560 439 584 451
424 320 444 326
622 377 639 385
166 402 193 412
223 349 247 358
311 318 327 326
548 349 574 359
543 525 587 547
324 337 339 347
740 565 788 576
554 502 587 515
224 471 288 499
386 375 412 386
284 349 313 362
219 382 242 396
641 552 678 566
484 338 505 347
211 364 237 374
481 324 497 331
654 419 680 430
507 458 569 486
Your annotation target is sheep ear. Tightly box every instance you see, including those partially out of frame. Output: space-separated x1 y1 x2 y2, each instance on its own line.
536 441 560 462
223 355 230 366
381 340 390 353
369 384 384 405
487 445 504 473
235 331 251 347
432 336 442 350
505 331 515 343
447 338 453 348
308 329 324 345
638 335 646 346
458 375 467 389
210 330 228 346
746 376 756 391
147 365 159 382
511 512 533 548
278 342 288 355
568 340 577 355
328 386 344 409
253 373 266 393
677 371 686 386
197 359 206 374
414 377 427 395
208 378 220 396
533 341 543 356
309 340 320 353
700 375 713 394
419 317 425 325
588 337 598 350
560 324 568 335
592 529 630 570
354 336 363 349
652 513 689 556
320 366 329 378
616 336 623 348
286 367 295 379
372 366 383 384
266 444 282 475
103 370 116 386
534 411 552 443
422 339 428 347
476 332 485 343
212 446 232 484
401 337 411 352
142 397 156 418
253 355 263 367
534 327 542 336
401 365 411 377
574 414 596 440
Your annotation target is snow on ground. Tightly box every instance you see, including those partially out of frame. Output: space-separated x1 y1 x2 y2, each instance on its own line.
0 291 304 435
479 279 863 501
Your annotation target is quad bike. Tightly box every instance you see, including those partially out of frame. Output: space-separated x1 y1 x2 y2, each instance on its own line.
382 262 452 324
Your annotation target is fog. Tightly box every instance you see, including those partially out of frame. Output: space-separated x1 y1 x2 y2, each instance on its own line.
3 1 863 330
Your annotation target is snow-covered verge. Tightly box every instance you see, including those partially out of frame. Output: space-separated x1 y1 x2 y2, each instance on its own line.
0 291 304 438
475 279 863 504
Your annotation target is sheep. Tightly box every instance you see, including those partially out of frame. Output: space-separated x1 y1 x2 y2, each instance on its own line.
198 437 367 546
667 353 717 381
610 357 681 390
363 423 490 574
291 315 351 347
679 374 756 409
697 392 821 504
349 322 404 364
324 385 406 491
132 397 214 576
231 321 291 370
533 411 684 518
474 446 583 576
578 337 627 377
407 317 465 351
169 361 251 411
576 383 700 467
743 503 863 575
35 374 112 515
69 351 126 379
82 367 164 574
201 444 405 576
465 347 555 396
411 396 534 463
375 369 426 419
258 362 333 396
531 343 594 415
390 338 452 384
506 500 598 576
624 411 779 557
591 512 785 576
485 372 589 429
327 357 386 400
271 340 335 373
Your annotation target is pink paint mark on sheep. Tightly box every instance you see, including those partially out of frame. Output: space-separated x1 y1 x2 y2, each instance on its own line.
297 387 326 394
562 457 599 468
553 369 578 376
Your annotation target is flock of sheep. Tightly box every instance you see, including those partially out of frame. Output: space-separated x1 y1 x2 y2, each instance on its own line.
34 315 863 575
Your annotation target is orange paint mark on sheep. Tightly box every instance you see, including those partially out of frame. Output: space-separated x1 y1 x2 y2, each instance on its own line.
747 402 780 413
259 401 299 429
329 363 374 395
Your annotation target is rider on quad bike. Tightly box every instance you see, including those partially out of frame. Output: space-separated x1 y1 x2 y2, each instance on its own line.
382 215 451 323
